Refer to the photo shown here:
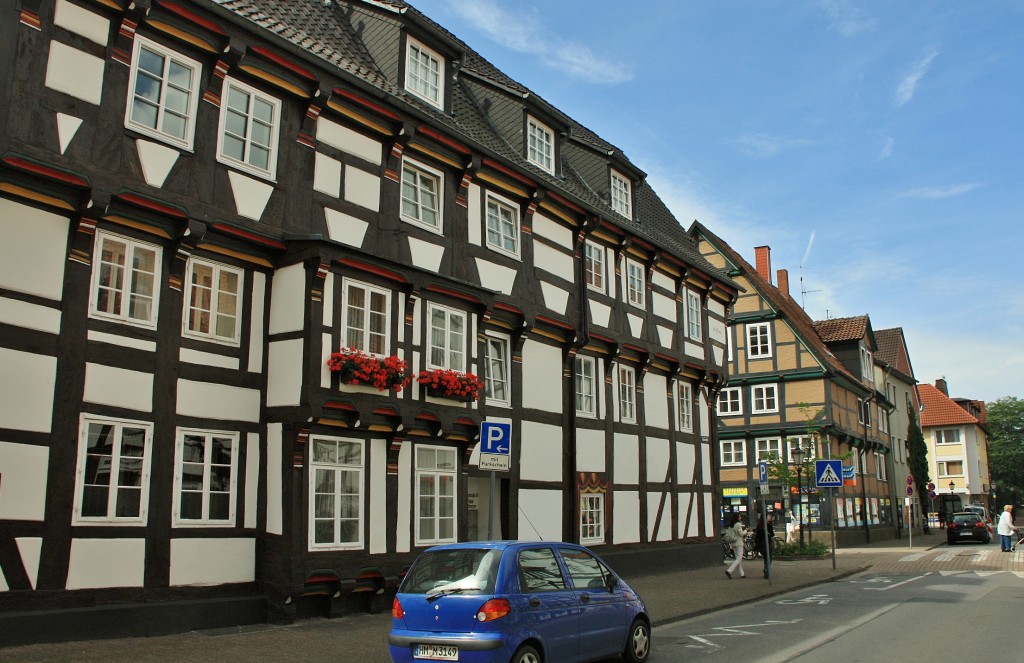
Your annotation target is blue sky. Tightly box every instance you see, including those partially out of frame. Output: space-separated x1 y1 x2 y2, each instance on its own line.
413 0 1024 404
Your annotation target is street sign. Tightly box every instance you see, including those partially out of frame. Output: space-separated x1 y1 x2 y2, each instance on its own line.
906 475 914 486
815 459 843 488
906 486 914 497
758 461 768 487
479 421 512 472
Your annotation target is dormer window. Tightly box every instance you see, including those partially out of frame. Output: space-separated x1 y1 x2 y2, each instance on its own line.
526 116 554 173
610 170 632 218
405 37 444 109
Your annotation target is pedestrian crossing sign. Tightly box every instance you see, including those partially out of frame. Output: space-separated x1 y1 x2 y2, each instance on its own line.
815 459 843 488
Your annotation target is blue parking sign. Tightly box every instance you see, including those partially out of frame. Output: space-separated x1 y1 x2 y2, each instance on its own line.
480 422 511 455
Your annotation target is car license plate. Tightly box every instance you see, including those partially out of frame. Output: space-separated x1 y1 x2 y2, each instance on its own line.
413 644 458 661
960 531 973 537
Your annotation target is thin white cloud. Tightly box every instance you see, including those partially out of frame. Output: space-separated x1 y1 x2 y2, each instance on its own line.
446 0 633 85
896 49 939 106
879 136 894 159
730 133 817 158
800 230 816 268
817 0 877 37
900 183 982 199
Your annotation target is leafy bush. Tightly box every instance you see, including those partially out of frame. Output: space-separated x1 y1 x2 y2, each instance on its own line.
775 540 829 556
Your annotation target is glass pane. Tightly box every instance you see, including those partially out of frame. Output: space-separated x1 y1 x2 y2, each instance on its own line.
210 466 231 492
338 441 362 465
253 98 273 123
437 449 457 472
211 437 233 464
222 134 245 162
120 427 146 458
84 453 113 486
315 493 334 518
180 492 203 520
227 87 249 113
115 486 141 517
138 48 165 77
314 468 336 493
168 60 192 90
438 517 454 540
251 120 271 147
164 85 189 115
180 462 204 490
131 98 159 129
118 457 144 488
337 520 358 544
339 495 359 518
419 518 435 541
419 493 435 517
315 520 335 544
81 485 109 517
209 493 230 521
249 145 270 170
313 440 337 464
438 495 454 517
181 434 205 463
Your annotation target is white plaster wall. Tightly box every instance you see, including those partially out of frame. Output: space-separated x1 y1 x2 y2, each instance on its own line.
613 434 639 484
521 340 562 413
135 139 178 188
316 118 382 164
644 373 669 430
313 152 342 197
248 272 266 373
589 301 611 328
227 171 274 221
519 420 562 482
474 258 516 296
467 183 482 246
646 437 671 483
177 379 260 423
54 0 110 44
83 363 153 412
321 332 332 388
539 281 568 315
408 236 445 273
324 207 368 247
676 493 693 538
652 291 675 322
370 437 387 554
45 41 104 104
676 442 696 484
701 443 711 483
396 440 412 552
66 539 144 589
709 318 726 344
612 491 640 544
657 325 672 348
708 299 726 316
266 423 282 535
517 489 562 541
703 493 714 537
652 271 674 291
268 262 305 335
244 432 259 529
0 199 69 300
0 441 48 521
684 340 703 358
16 538 41 589
699 393 710 440
180 347 238 370
266 339 304 407
575 427 605 473
0 566 6 591
0 298 61 334
627 313 643 338
532 213 572 250
647 492 672 541
0 349 56 433
344 168 381 212
169 538 255 585
533 242 574 282
712 345 724 365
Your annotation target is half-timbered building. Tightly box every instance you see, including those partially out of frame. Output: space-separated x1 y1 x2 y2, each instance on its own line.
0 0 737 643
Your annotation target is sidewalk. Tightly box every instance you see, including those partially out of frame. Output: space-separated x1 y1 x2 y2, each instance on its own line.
3 530 1015 663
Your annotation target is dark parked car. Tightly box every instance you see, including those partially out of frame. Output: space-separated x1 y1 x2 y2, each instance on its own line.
389 541 651 663
947 512 992 545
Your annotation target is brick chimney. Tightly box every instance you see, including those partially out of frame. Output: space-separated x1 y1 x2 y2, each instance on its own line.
935 378 948 395
754 246 772 284
777 268 790 298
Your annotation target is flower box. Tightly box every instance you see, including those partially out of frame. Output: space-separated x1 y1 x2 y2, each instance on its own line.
326 349 410 392
417 368 483 402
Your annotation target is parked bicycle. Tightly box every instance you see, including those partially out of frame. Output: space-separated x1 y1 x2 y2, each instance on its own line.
722 532 784 560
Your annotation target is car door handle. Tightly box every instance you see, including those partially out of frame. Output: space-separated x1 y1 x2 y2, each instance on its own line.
529 598 540 607
580 593 590 602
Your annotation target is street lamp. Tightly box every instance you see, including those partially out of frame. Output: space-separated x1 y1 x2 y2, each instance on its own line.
793 445 806 549
949 480 956 520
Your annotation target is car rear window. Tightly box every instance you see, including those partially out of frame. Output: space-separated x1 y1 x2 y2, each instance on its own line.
400 548 500 595
952 515 980 525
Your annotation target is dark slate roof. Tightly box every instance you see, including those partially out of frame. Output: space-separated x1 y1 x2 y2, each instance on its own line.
206 0 730 284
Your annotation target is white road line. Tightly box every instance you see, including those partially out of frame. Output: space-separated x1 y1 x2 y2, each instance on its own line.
898 552 929 562
755 604 900 663
864 572 930 591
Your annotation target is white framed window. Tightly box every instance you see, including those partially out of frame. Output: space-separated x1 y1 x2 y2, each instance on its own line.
484 332 510 405
342 278 391 355
860 345 873 380
626 259 645 308
747 323 772 358
584 241 606 293
857 399 872 427
787 436 815 462
415 445 457 545
309 436 364 549
575 355 597 417
427 303 466 372
687 291 702 340
610 170 632 218
217 77 280 180
721 440 746 466
875 451 887 480
485 192 520 259
73 415 153 525
90 231 161 328
937 459 964 477
718 387 742 415
752 384 778 414
526 116 554 173
677 381 693 433
935 428 961 445
878 405 889 433
125 36 201 149
174 429 237 526
400 159 442 232
184 258 243 345
618 364 636 423
580 492 605 545
756 437 782 463
405 37 443 109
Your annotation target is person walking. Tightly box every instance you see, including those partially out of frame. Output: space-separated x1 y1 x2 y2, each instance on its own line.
754 513 774 579
997 504 1016 552
724 513 747 579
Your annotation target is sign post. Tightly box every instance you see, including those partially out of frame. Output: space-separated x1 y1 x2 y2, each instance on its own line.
758 461 771 584
905 475 915 549
815 459 843 569
479 422 512 540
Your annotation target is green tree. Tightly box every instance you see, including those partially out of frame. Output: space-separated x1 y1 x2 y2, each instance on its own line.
906 408 931 534
986 397 1024 506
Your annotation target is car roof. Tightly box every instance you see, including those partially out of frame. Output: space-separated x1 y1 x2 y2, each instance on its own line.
421 541 585 554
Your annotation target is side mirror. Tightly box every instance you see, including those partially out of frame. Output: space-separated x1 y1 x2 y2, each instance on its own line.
605 574 619 591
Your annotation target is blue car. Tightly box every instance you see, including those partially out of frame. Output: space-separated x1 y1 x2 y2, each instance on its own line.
389 541 651 663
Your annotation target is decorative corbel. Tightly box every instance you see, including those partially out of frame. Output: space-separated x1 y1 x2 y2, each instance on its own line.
110 3 150 65
383 122 415 183
455 155 481 208
296 92 324 150
202 37 245 107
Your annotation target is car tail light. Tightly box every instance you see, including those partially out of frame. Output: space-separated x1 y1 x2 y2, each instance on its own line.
948 523 957 530
476 598 511 622
392 597 404 619
975 521 986 528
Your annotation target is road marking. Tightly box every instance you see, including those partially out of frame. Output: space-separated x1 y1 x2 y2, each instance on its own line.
776 594 831 604
864 572 930 591
757 604 899 663
672 619 804 652
898 552 929 562
933 550 958 562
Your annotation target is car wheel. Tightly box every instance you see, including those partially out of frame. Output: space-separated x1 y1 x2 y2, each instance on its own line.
622 618 651 663
511 644 541 663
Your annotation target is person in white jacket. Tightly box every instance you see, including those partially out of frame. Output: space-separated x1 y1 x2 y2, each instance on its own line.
997 504 1016 552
